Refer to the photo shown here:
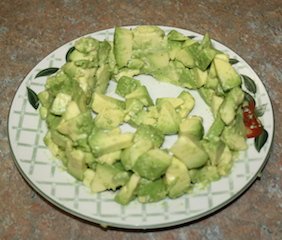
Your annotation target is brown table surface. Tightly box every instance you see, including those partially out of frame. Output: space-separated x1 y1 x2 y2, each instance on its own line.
1 1 281 239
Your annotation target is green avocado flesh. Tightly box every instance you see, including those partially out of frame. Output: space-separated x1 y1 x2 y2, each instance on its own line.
38 26 248 205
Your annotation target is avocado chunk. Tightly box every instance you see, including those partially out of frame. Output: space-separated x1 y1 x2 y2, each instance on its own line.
115 76 141 97
91 163 130 192
91 93 125 113
170 135 209 169
115 174 140 205
125 85 153 106
66 148 87 180
214 56 242 91
165 157 191 198
177 91 195 118
133 148 172 181
179 116 204 140
94 108 124 129
206 114 225 141
88 128 134 157
137 178 167 203
95 64 111 94
114 27 133 68
180 67 208 89
96 150 121 165
202 139 225 166
189 165 220 185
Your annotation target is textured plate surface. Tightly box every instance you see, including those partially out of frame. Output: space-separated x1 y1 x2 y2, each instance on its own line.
8 26 274 229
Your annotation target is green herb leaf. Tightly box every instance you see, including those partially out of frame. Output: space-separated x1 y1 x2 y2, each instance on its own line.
26 87 39 110
242 74 257 94
66 46 75 62
35 67 59 78
229 58 239 65
255 104 267 117
255 128 268 152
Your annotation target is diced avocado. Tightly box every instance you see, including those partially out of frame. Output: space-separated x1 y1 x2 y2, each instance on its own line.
121 140 153 170
167 40 183 60
141 50 170 74
167 30 189 41
137 178 167 203
156 101 181 135
134 124 165 148
170 135 209 169
211 94 224 117
114 174 140 205
197 87 214 107
44 131 60 157
98 40 111 65
96 151 121 165
38 90 52 108
114 27 133 68
214 57 241 91
215 53 229 62
179 116 204 140
91 163 130 192
133 148 172 181
95 64 111 94
205 115 225 141
156 97 184 108
189 165 220 185
74 37 100 54
124 98 144 122
180 67 207 89
217 145 233 176
202 139 225 166
219 87 244 125
50 129 72 150
221 113 247 151
46 113 62 130
115 76 141 97
57 111 94 141
91 93 125 113
128 106 158 127
88 128 133 157
94 108 124 129
50 93 72 115
132 25 165 50
114 68 140 81
83 169 95 188
196 47 217 71
127 58 144 69
175 46 195 68
165 157 190 198
200 33 213 49
177 91 195 118
66 148 87 180
62 101 81 120
125 86 153 106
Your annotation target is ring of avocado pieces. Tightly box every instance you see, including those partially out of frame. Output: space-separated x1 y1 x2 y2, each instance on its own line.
38 26 247 205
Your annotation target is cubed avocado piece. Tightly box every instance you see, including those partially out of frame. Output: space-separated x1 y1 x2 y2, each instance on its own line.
219 87 244 125
124 98 144 122
132 25 165 50
62 101 81 120
91 93 125 113
156 101 181 135
167 40 183 60
141 50 170 74
125 86 153 106
57 111 94 141
91 163 130 192
43 131 60 157
114 174 140 205
98 40 111 65
170 135 209 169
66 148 87 180
165 157 191 198
114 68 140 81
189 165 220 185
74 37 100 54
217 146 233 176
128 106 158 127
175 46 195 68
196 47 217 71
198 87 215 106
177 91 195 118
115 76 141 97
114 27 133 68
38 90 52 108
211 94 224 117
94 108 124 129
180 67 207 89
167 30 189 41
83 169 95 188
121 140 153 170
156 97 184 108
137 178 167 203
127 58 144 69
214 57 241 91
88 128 134 157
96 151 121 165
200 33 213 49
134 124 165 148
202 139 225 166
205 115 225 141
133 148 172 181
95 64 111 94
50 129 72 150
50 93 72 115
179 116 204 140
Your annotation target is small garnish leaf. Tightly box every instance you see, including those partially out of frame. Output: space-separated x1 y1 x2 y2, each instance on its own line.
255 104 267 117
229 58 239 65
255 128 268 152
27 87 39 110
242 74 257 94
35 67 59 78
66 46 75 62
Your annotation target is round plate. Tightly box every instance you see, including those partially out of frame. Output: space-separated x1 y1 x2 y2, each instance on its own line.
8 26 274 229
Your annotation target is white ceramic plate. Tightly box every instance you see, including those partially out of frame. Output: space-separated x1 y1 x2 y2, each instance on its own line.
8 26 274 229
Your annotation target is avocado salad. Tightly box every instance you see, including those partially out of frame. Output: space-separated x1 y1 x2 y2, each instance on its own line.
36 26 249 205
